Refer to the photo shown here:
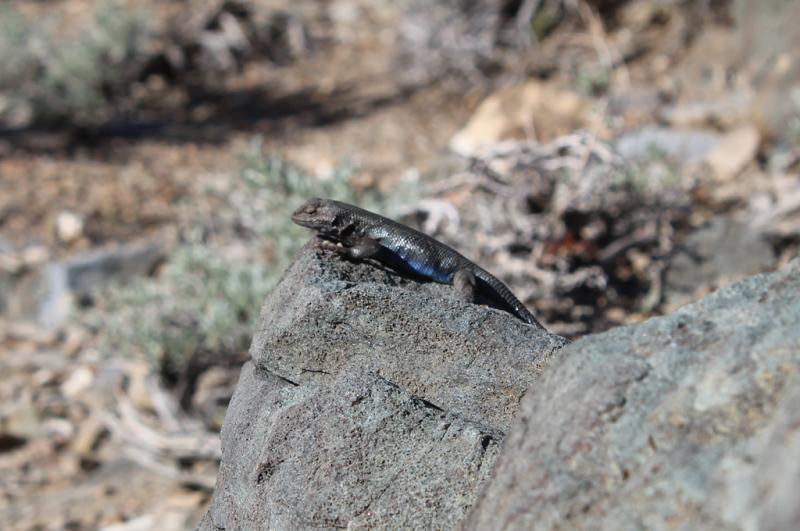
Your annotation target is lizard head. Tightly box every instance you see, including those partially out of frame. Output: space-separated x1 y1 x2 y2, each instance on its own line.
291 198 345 237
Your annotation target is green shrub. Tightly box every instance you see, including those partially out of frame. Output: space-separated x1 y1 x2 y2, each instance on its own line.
576 65 611 96
0 1 149 126
99 244 273 375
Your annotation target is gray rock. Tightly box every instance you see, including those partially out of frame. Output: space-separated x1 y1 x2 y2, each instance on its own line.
200 242 566 530
615 127 720 162
37 241 164 328
51 240 163 295
660 91 753 129
250 243 563 431
465 260 800 530
608 86 662 117
746 375 800 531
665 216 775 304
202 363 502 530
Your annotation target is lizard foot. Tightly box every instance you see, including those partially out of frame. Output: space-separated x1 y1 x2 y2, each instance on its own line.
453 270 476 302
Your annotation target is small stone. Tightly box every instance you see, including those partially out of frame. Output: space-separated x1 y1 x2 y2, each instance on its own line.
21 245 49 267
61 326 86 357
704 125 761 180
32 369 58 387
615 127 721 162
0 252 22 273
56 211 85 243
127 361 155 410
158 490 209 530
767 145 798 174
101 514 156 531
37 241 164 329
4 406 40 438
42 417 75 442
660 91 753 128
450 81 590 156
608 86 662 126
6 321 58 343
71 415 107 455
61 367 94 398
605 307 627 322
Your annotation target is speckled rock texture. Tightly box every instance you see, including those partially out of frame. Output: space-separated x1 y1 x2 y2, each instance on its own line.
199 241 566 530
465 259 800 531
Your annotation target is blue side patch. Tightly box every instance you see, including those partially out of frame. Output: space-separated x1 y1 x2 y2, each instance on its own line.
406 258 452 283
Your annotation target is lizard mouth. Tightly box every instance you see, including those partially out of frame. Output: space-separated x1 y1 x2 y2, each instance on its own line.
291 205 314 218
291 207 317 228
290 212 309 225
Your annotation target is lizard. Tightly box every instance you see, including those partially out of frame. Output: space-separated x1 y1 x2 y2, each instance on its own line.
291 197 545 329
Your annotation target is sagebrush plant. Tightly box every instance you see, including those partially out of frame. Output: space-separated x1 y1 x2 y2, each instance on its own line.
0 7 33 84
575 65 611 96
99 244 273 374
0 1 149 126
94 143 410 383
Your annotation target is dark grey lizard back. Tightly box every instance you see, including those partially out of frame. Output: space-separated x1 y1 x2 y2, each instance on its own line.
328 200 543 328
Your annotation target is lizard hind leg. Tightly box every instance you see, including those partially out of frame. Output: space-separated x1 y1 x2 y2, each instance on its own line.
453 270 477 302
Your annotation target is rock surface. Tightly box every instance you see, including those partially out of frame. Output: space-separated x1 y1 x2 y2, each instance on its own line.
200 242 566 530
201 240 800 530
664 215 775 304
465 260 800 530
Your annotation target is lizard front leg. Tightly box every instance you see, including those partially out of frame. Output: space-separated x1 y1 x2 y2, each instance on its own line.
318 235 381 260
342 236 381 260
453 269 477 302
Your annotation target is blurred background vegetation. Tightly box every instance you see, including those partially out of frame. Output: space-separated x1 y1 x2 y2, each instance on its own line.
0 1 149 127
1 0 798 529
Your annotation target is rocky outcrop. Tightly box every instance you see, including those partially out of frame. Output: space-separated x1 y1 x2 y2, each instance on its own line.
466 259 800 530
201 238 800 530
199 242 567 530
